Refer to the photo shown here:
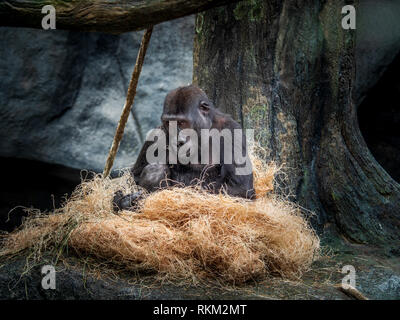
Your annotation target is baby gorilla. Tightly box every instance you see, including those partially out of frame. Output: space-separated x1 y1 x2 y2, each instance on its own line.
112 85 255 212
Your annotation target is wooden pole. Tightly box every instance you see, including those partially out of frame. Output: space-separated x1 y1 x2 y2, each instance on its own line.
103 27 153 178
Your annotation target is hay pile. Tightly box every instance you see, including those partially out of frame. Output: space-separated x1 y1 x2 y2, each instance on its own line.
0 152 319 283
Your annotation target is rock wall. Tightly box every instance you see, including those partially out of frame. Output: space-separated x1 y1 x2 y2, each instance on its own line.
0 16 195 173
0 16 194 230
356 0 400 183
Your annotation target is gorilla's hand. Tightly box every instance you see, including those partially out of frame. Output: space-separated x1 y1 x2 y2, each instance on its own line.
112 190 144 213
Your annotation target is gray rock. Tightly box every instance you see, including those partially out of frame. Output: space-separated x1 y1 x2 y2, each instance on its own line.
0 258 262 300
0 16 194 173
358 269 400 300
0 257 348 300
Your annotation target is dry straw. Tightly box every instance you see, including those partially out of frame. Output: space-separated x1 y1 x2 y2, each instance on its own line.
0 149 320 284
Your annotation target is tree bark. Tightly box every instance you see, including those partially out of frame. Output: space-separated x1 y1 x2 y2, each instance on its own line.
193 0 400 247
0 0 238 34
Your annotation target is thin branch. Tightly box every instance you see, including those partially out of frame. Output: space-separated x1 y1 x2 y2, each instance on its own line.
103 27 153 178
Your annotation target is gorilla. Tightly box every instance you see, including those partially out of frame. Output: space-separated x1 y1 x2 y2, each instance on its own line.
113 85 255 212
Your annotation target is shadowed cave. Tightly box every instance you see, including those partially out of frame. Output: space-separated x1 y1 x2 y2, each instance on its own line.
358 53 400 183
0 157 81 232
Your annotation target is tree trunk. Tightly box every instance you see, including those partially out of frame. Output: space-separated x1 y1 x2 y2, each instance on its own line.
193 0 400 247
0 0 237 34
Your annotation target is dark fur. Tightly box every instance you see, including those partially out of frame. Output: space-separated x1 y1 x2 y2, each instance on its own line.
113 85 255 212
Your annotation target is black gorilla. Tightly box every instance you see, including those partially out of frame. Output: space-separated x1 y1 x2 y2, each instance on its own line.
113 85 255 212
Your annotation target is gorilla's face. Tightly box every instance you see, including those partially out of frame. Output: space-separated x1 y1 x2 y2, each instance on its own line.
161 85 215 166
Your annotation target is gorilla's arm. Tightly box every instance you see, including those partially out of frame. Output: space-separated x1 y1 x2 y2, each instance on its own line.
131 139 155 185
113 127 170 212
220 164 255 199
131 125 167 184
218 117 255 199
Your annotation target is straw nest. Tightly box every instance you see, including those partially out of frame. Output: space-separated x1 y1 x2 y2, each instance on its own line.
0 150 319 283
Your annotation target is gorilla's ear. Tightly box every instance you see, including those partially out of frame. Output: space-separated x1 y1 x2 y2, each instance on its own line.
199 101 210 114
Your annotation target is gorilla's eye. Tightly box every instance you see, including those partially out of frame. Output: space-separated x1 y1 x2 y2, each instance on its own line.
199 101 210 112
